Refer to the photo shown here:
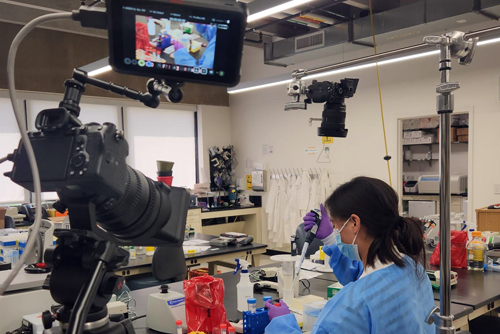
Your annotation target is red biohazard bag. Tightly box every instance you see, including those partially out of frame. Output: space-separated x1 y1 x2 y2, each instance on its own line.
430 230 468 268
183 275 230 334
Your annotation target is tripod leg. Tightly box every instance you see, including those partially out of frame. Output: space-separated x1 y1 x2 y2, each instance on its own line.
67 260 107 334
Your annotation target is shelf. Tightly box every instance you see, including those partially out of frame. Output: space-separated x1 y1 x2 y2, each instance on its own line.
402 125 468 132
403 142 468 147
403 127 438 132
403 159 437 167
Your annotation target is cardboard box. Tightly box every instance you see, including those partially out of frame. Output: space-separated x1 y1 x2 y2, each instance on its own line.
458 135 469 142
403 132 412 139
419 136 434 144
0 208 6 229
404 138 412 145
456 128 468 136
436 128 458 143
411 130 424 138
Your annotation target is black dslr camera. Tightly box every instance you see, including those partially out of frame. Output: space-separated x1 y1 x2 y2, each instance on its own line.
6 78 189 246
306 78 359 138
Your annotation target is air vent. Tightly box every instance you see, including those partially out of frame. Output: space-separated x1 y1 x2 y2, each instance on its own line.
295 31 325 52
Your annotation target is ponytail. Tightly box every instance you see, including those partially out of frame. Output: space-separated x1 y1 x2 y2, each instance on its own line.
325 177 426 279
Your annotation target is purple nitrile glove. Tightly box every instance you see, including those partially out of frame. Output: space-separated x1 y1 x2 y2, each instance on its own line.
303 203 333 240
265 299 290 320
173 41 185 51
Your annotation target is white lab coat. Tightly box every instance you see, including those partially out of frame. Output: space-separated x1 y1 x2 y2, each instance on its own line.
265 178 279 245
276 177 290 247
308 177 320 212
286 174 303 238
319 169 333 204
298 170 311 218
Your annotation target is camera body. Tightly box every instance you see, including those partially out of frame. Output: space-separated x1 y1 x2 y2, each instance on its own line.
305 78 359 104
7 108 128 200
7 103 189 246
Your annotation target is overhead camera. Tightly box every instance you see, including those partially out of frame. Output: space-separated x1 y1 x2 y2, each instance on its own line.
285 78 359 138
4 0 247 333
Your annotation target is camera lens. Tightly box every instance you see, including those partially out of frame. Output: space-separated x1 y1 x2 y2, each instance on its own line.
317 101 348 138
95 166 174 241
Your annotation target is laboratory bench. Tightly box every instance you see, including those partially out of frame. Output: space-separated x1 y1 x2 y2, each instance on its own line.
129 267 473 333
429 264 500 323
117 233 267 277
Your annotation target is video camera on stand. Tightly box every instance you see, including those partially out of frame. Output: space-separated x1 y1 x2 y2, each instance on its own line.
285 71 359 138
4 1 247 333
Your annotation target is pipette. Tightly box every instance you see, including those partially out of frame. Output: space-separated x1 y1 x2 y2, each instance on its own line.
292 209 321 290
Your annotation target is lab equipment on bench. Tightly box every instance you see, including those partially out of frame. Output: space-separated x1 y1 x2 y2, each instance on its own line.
270 255 300 304
417 175 468 194
176 320 182 334
243 297 271 334
247 298 257 313
409 201 436 218
426 270 458 290
293 209 321 290
146 284 187 333
404 180 418 194
25 219 54 265
235 258 254 312
302 300 328 332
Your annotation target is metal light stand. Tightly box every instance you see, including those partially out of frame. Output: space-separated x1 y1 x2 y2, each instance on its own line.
424 32 478 334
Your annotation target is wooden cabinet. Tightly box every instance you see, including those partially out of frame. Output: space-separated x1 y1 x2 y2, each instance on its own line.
476 207 500 232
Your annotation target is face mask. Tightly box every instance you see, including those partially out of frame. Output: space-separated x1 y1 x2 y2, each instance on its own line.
333 217 362 262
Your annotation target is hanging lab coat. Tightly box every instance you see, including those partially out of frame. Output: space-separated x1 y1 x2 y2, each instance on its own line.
272 178 284 246
286 174 303 238
319 169 333 204
308 177 321 212
298 170 311 218
266 178 279 245
282 175 296 243
274 177 289 247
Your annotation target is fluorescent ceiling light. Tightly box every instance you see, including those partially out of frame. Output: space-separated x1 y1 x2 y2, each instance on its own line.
88 65 112 77
247 0 314 23
229 37 500 94
228 79 293 94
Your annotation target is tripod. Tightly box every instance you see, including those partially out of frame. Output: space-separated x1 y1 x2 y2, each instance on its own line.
41 202 134 334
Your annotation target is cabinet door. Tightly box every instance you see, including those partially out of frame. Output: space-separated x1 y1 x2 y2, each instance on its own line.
478 213 500 232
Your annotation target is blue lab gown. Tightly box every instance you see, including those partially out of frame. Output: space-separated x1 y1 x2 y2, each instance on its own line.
324 244 363 286
265 256 435 334
174 24 217 67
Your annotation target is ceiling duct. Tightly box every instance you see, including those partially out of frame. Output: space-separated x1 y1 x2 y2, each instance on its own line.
264 0 500 66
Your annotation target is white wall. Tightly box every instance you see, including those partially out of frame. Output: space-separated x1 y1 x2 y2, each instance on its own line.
197 105 232 183
230 30 500 246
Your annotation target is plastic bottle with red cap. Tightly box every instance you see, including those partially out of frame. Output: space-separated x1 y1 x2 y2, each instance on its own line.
220 323 227 334
176 320 182 334
228 326 235 334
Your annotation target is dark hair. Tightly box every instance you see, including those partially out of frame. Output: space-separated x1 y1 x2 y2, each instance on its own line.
325 176 425 274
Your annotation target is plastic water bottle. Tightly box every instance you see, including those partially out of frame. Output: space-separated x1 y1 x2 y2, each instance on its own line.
467 231 486 271
220 323 227 334
176 320 182 334
228 326 235 334
129 246 137 260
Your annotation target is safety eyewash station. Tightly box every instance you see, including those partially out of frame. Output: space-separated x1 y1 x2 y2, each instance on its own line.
2 1 500 334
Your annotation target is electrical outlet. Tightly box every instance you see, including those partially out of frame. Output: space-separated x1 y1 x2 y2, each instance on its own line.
495 184 500 194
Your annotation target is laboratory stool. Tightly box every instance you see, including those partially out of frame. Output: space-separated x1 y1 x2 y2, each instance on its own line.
469 314 500 334
125 246 187 291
